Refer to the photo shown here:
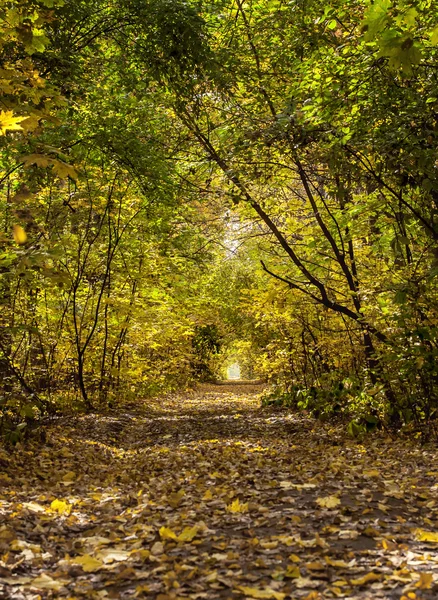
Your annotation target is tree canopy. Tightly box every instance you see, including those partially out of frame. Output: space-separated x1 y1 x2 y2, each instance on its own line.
1 0 438 441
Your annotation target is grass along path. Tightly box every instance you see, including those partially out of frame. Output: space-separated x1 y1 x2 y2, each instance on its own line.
1 384 438 600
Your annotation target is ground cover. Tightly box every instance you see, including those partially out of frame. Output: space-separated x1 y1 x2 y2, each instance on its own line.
1 384 438 599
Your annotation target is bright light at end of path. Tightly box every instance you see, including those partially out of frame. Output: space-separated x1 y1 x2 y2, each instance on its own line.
227 363 241 379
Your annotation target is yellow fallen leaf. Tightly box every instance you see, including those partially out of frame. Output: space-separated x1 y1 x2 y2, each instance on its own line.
228 498 249 513
236 586 286 600
204 570 218 583
203 489 213 500
50 499 71 515
13 225 27 245
350 572 381 585
177 525 198 542
260 541 278 549
325 557 349 568
415 572 433 589
159 526 178 540
316 495 341 509
363 469 380 478
167 489 185 508
62 471 76 482
289 554 301 563
415 529 438 543
285 565 300 578
30 574 67 590
332 579 349 587
72 554 103 572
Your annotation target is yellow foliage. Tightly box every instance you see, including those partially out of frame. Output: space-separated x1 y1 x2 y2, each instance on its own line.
13 225 27 245
236 586 286 600
0 110 27 134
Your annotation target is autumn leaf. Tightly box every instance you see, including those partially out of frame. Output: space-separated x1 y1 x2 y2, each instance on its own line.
284 565 301 578
159 526 178 540
22 153 52 168
316 495 341 509
167 489 185 508
13 225 27 245
31 573 67 591
62 471 76 483
236 586 286 599
414 529 438 543
415 572 434 589
227 498 249 513
52 158 79 182
350 572 382 585
71 554 104 572
50 499 71 515
363 469 380 478
0 110 27 135
177 525 198 542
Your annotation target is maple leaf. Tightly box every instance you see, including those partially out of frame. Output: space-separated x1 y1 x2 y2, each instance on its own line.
52 158 79 181
21 153 52 168
0 110 27 134
227 498 249 513
316 495 341 509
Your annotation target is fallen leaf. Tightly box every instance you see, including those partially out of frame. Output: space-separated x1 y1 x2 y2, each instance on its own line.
236 586 286 599
414 529 438 543
316 495 341 509
151 541 164 555
285 565 301 578
30 573 67 591
71 554 104 572
50 499 71 515
415 572 433 589
177 525 198 542
159 526 178 540
350 572 381 585
363 469 380 478
227 498 249 513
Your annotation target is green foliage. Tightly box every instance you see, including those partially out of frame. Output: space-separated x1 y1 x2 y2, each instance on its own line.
1 0 437 442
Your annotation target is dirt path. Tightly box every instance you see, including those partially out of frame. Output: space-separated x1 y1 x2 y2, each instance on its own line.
1 384 438 599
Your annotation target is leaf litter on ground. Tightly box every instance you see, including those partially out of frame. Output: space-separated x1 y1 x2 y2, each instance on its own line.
1 383 438 599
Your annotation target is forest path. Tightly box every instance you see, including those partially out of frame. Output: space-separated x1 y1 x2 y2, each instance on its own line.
1 384 438 599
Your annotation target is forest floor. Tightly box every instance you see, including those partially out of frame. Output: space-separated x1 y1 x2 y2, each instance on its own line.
1 384 438 600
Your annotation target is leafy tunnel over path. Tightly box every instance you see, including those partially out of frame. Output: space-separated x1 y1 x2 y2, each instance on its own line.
1 384 438 599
